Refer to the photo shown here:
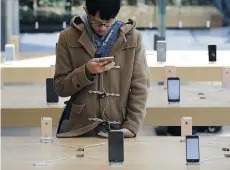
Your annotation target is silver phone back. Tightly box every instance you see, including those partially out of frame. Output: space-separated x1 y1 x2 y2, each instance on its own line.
157 41 166 62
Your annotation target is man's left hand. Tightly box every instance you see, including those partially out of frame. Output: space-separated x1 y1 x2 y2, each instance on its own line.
98 128 135 138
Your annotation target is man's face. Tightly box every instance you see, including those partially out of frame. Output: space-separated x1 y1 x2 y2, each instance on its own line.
87 11 115 36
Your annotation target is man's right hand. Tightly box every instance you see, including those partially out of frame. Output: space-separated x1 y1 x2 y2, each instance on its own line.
87 59 112 74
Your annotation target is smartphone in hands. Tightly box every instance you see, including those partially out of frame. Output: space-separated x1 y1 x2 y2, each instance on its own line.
92 56 114 62
92 56 115 70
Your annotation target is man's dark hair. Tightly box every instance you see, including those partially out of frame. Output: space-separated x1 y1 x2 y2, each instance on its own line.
86 0 121 21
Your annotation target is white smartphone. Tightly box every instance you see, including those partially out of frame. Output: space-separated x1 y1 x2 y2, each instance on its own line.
157 41 166 62
186 135 200 164
181 117 192 137
92 56 114 62
41 117 52 141
100 56 114 61
167 77 180 103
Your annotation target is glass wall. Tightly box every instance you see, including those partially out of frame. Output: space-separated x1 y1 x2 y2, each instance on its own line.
19 0 228 33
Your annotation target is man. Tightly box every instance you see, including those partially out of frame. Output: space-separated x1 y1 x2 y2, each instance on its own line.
54 0 150 138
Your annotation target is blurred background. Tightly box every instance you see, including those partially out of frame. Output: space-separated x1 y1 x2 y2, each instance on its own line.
1 0 230 52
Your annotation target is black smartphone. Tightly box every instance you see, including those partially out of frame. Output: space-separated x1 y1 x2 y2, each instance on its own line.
186 135 200 163
167 77 180 102
108 131 124 164
46 78 59 103
208 45 216 62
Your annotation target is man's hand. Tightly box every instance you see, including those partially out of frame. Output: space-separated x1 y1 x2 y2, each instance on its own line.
98 128 135 138
87 59 112 74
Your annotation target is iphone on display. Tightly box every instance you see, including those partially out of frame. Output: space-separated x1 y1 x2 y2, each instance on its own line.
167 77 180 102
186 135 200 164
157 41 166 62
108 131 124 164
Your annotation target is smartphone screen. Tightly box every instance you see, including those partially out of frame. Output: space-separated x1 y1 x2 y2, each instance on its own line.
108 131 124 163
186 136 200 163
46 78 59 103
208 45 216 62
167 78 180 102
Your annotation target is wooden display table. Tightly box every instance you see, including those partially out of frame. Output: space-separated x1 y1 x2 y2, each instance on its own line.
2 84 230 127
2 136 230 170
1 55 55 83
2 51 230 83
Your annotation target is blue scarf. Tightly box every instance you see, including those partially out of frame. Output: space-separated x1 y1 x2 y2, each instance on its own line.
80 14 124 57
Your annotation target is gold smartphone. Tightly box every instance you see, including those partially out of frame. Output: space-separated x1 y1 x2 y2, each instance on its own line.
41 117 52 140
10 35 19 52
222 67 230 88
181 117 192 137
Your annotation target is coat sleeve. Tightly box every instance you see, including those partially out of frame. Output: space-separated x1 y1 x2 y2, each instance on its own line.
54 30 95 97
122 31 151 136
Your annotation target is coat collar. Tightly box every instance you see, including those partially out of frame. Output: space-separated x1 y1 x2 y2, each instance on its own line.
78 29 97 58
71 16 136 58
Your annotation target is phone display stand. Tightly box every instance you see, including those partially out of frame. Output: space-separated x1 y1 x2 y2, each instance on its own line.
109 162 123 167
46 100 59 104
180 138 186 142
33 161 47 166
46 103 59 105
186 162 200 166
168 102 180 105
40 138 53 143
208 61 216 64
157 61 166 65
